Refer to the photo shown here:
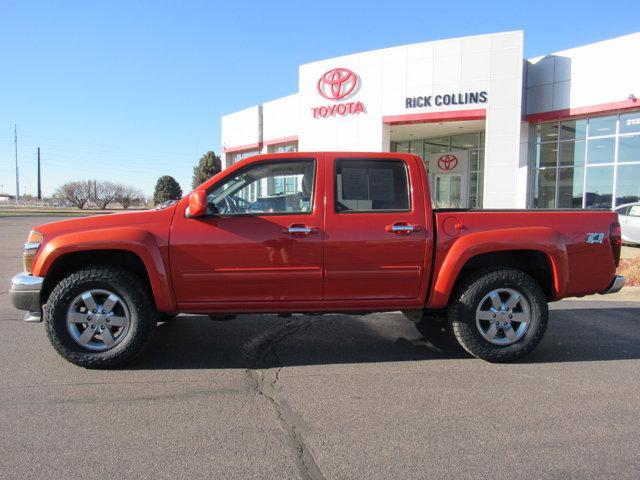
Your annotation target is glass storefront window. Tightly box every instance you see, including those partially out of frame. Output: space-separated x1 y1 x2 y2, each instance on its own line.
470 150 481 171
557 167 583 208
532 111 640 209
435 175 462 207
468 172 483 208
559 119 587 141
424 137 450 154
229 149 260 165
451 133 479 150
469 173 478 197
615 164 640 205
619 112 640 134
588 115 617 137
585 166 614 208
536 122 560 143
468 147 484 209
267 142 298 153
618 135 640 163
536 142 558 167
470 151 478 171
394 141 410 153
273 177 284 195
263 142 300 198
409 141 424 157
586 137 615 164
392 131 484 208
391 140 424 157
535 169 557 208
558 141 585 167
450 176 461 203
285 176 297 194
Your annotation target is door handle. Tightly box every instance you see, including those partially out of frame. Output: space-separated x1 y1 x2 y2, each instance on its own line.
386 222 421 235
283 224 319 237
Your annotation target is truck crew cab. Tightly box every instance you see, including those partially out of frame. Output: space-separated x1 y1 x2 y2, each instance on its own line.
10 152 625 368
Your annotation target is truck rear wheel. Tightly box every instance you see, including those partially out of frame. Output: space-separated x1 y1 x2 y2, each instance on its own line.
449 268 548 362
44 266 157 368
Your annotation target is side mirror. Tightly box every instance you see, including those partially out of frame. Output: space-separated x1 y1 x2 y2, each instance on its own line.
186 190 207 218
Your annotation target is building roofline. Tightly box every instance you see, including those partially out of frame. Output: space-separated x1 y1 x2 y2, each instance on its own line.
527 31 640 62
298 30 523 68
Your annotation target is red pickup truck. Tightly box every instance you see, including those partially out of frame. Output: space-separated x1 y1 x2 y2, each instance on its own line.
10 152 624 368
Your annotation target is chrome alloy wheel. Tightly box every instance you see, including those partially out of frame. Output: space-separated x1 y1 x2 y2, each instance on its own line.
475 288 531 346
66 289 131 351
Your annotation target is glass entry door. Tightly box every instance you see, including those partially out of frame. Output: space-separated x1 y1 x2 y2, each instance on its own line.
434 174 464 208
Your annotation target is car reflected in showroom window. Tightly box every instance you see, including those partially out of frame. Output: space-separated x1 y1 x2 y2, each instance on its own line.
615 202 640 245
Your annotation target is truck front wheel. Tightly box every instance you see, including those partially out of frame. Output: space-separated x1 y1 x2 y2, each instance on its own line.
449 268 548 362
44 266 157 368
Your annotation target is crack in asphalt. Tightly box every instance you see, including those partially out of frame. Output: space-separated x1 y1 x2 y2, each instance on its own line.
243 319 325 480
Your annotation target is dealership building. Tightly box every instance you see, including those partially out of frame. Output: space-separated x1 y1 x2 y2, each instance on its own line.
220 31 640 209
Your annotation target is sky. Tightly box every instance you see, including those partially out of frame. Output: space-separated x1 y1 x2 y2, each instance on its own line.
1 0 638 198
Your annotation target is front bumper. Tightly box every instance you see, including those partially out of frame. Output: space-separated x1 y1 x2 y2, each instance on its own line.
600 275 625 295
10 273 44 322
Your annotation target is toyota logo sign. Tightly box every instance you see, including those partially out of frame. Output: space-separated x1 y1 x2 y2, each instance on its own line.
437 154 458 171
312 67 365 119
317 68 358 100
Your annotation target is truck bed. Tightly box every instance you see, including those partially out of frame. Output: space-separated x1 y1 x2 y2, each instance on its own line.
429 209 618 306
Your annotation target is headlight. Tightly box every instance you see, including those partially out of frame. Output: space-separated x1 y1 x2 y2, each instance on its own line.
23 230 43 274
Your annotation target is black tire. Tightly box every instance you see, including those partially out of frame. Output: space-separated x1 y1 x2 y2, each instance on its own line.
44 266 157 368
448 268 548 362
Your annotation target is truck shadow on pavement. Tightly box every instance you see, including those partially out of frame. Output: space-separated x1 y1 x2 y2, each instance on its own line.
131 305 640 369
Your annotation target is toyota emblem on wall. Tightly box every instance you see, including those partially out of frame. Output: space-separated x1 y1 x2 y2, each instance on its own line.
437 154 459 171
317 68 358 100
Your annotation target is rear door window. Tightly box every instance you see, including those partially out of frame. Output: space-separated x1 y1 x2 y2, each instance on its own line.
334 158 410 213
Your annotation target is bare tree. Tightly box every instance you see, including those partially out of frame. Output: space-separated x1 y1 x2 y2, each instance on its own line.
54 181 93 210
93 181 119 209
115 185 144 209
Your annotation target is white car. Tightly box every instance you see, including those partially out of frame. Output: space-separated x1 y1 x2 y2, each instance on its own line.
615 202 640 245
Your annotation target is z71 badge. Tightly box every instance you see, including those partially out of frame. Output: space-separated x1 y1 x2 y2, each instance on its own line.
586 233 605 244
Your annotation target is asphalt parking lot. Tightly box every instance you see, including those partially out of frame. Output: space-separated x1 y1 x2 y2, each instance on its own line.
1 216 639 479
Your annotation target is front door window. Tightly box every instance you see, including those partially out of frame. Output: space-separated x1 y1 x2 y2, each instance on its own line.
207 159 315 215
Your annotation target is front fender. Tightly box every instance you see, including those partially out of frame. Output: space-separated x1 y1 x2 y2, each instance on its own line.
427 227 569 308
33 227 175 312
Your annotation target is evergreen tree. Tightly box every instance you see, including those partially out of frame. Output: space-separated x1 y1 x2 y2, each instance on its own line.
192 151 222 189
153 175 183 205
